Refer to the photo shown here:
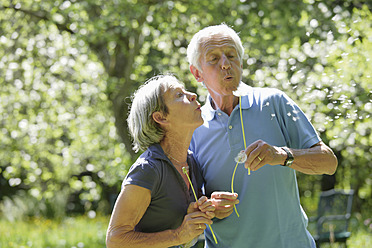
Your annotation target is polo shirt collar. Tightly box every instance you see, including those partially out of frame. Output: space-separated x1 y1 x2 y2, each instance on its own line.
147 143 193 162
201 82 254 121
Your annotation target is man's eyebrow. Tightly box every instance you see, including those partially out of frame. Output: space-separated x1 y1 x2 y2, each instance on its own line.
206 45 237 53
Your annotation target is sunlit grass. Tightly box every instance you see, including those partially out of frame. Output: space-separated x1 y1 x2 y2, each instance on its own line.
0 215 108 248
348 227 372 248
319 227 372 248
0 215 370 247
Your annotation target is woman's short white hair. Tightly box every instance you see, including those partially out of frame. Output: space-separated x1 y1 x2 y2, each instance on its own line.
127 74 181 152
187 24 244 70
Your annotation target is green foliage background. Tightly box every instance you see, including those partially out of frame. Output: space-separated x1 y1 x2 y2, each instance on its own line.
0 0 371 223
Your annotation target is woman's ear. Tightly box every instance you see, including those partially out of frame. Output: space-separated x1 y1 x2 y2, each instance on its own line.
152 111 168 126
190 65 203 82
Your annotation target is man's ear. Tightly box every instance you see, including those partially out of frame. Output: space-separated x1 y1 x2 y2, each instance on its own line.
190 65 203 82
152 111 168 126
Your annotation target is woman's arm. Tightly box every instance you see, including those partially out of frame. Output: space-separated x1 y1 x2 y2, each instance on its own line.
106 184 213 248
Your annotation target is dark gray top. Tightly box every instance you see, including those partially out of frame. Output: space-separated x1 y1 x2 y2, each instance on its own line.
123 143 203 234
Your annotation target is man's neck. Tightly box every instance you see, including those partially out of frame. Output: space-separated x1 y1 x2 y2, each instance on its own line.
210 94 239 116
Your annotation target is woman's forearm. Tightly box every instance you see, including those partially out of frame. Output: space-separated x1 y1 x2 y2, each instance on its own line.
106 226 180 248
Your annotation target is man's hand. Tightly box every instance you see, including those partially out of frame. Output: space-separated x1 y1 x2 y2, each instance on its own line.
210 192 239 219
243 140 338 175
243 140 286 171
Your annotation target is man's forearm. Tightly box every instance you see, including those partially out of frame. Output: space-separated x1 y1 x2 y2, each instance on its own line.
284 142 338 175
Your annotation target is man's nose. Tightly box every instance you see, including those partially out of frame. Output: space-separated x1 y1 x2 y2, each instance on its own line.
221 54 231 70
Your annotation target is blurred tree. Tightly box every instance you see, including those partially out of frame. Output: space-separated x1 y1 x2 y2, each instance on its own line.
0 0 370 218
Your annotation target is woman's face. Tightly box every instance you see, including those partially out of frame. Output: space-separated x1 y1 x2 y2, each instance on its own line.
162 83 203 130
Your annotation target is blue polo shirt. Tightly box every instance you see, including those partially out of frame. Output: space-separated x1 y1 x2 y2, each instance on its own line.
190 84 319 248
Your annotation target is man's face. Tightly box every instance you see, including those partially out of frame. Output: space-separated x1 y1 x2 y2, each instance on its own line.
192 34 243 98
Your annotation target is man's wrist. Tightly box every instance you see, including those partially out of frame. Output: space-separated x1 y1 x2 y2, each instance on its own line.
281 147 294 167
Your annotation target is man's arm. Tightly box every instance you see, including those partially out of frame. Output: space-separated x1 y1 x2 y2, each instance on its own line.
243 140 338 175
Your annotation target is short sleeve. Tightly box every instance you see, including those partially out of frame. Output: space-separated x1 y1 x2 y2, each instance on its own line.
122 161 160 192
275 91 321 149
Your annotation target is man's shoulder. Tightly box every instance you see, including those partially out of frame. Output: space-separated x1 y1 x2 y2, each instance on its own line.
252 86 284 98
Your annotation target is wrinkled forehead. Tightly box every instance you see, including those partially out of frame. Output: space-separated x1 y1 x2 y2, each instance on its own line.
167 79 184 89
163 79 184 95
199 34 238 55
162 81 185 105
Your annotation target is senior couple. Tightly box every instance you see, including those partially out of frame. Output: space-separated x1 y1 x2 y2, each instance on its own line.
106 24 338 248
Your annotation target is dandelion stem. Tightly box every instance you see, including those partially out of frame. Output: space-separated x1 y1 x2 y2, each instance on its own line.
231 161 240 218
182 167 218 245
239 96 250 175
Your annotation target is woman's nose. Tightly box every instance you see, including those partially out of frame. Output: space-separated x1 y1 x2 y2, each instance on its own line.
189 93 197 101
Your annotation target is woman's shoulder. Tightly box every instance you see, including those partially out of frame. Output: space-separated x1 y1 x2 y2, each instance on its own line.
123 148 164 191
131 147 164 172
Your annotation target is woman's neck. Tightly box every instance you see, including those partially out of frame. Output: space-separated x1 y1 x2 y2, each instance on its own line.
160 128 194 164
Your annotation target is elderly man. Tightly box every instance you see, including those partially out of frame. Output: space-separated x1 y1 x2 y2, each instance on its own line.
187 24 337 248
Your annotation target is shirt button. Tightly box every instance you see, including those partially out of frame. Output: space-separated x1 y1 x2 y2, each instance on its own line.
229 125 233 129
218 113 222 116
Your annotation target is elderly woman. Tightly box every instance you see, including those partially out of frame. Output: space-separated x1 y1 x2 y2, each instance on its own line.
106 75 215 248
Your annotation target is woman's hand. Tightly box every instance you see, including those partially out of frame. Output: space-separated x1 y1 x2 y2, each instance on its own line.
175 196 215 244
187 196 215 219
175 210 213 244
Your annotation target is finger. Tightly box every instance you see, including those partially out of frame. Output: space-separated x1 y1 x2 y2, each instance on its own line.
198 198 213 207
252 156 266 171
205 211 215 219
215 208 234 219
187 201 198 208
197 196 208 205
195 223 207 230
187 211 212 219
250 156 264 171
211 191 239 199
187 201 199 214
198 202 215 212
190 216 213 226
250 144 274 170
244 140 266 169
197 217 213 225
245 146 261 166
244 140 260 157
212 198 240 207
197 196 210 210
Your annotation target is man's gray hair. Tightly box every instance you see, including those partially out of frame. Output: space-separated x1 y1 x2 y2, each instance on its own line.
187 24 244 70
127 74 181 153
